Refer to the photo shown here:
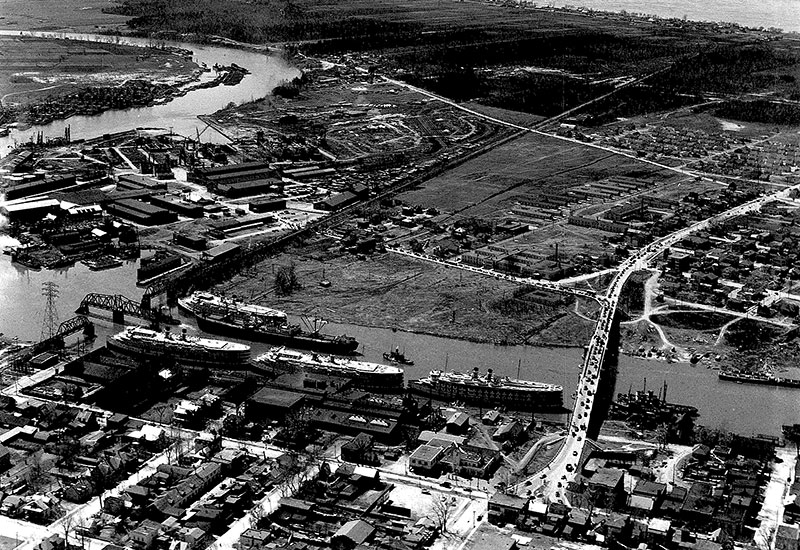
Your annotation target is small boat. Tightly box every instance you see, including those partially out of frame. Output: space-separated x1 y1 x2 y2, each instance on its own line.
383 347 414 366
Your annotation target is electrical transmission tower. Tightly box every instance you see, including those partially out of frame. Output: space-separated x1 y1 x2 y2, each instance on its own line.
40 282 60 341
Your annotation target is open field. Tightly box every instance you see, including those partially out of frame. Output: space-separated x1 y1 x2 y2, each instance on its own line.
0 0 128 32
214 238 589 345
398 132 679 220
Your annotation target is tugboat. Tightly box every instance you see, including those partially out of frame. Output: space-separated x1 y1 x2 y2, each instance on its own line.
383 347 414 366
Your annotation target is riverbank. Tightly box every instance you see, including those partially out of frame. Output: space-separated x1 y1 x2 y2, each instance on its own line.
0 34 259 131
0 35 200 129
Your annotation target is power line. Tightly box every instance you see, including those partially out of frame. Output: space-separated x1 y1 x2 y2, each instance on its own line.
40 282 60 341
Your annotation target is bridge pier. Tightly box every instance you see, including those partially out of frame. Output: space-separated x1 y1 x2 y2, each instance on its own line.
141 295 152 310
112 309 125 324
83 323 95 338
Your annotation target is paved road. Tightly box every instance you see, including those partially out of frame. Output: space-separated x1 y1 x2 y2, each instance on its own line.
526 180 800 504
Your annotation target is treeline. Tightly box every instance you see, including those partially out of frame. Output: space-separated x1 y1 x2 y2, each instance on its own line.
388 31 695 74
583 85 701 125
715 99 800 125
649 44 800 95
108 0 418 44
401 68 615 116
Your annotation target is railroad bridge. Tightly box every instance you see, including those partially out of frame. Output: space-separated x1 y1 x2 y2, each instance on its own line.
29 315 95 356
76 293 175 325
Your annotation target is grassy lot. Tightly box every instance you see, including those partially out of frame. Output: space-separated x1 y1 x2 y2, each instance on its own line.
214 238 586 345
398 132 677 220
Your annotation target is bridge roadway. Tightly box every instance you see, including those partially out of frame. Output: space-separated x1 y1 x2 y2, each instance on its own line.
388 185 800 505
520 181 800 504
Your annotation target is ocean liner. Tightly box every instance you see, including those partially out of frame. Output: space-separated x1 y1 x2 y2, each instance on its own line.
408 367 563 411
256 348 403 391
178 292 287 323
180 292 358 355
106 326 251 368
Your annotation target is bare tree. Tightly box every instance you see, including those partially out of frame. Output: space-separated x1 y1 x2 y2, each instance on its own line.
756 525 776 550
61 514 74 550
429 494 453 533
25 451 49 492
248 502 266 530
274 263 300 296
656 423 670 452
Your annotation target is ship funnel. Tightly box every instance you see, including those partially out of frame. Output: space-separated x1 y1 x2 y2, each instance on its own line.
487 368 493 382
472 367 479 380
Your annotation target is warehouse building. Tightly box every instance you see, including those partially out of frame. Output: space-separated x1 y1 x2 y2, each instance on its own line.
116 174 168 192
203 242 240 263
249 196 287 213
149 195 204 218
314 191 358 212
5 174 77 200
106 199 177 226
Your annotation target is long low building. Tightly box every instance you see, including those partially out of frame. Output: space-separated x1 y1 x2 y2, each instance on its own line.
117 174 168 192
249 196 287 213
5 175 77 200
106 199 178 226
0 198 60 223
217 178 280 198
149 195 204 218
203 242 241 263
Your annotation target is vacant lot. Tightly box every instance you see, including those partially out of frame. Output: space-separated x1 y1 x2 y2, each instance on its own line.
216 238 589 345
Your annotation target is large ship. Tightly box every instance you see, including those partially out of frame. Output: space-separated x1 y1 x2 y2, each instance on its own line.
106 326 251 369
408 367 563 411
178 291 287 324
719 370 800 388
181 292 359 355
256 348 403 392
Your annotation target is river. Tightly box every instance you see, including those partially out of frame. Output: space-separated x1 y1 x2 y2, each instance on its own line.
0 32 797 437
0 30 299 153
0 249 797 436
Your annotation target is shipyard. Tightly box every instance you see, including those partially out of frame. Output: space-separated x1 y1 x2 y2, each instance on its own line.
0 0 800 550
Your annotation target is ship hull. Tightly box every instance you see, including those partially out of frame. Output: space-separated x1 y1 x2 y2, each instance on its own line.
408 379 563 412
196 313 359 355
259 358 403 392
106 333 250 369
719 371 800 388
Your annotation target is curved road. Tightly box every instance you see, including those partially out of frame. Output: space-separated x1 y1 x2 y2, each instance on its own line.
390 181 800 506
521 180 800 504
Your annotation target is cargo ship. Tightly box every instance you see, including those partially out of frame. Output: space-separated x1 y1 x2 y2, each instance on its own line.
408 367 563 411
191 303 359 355
718 370 800 388
256 348 403 391
106 326 250 369
178 291 287 324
